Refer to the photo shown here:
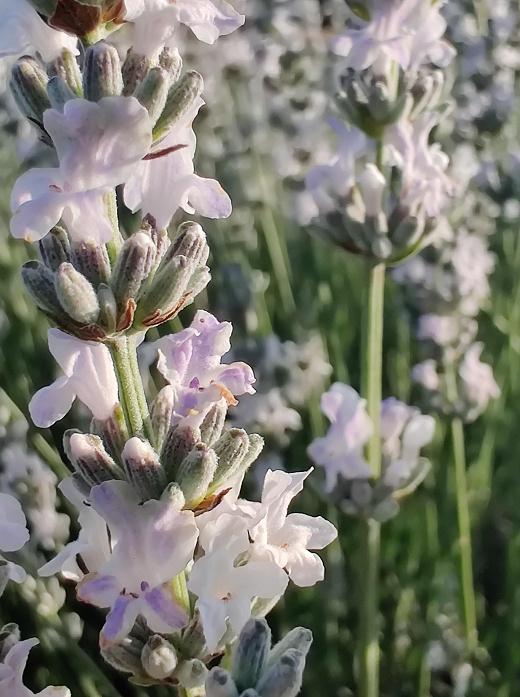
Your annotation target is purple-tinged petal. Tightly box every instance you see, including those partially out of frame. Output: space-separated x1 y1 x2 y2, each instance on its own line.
77 573 120 608
100 595 139 648
143 585 188 633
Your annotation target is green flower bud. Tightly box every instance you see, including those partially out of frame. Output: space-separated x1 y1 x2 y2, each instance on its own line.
48 48 83 97
46 75 77 109
110 231 156 309
232 619 271 694
66 431 125 486
206 669 240 697
256 650 305 697
83 41 123 102
158 47 182 82
175 659 208 689
38 226 70 272
150 386 174 451
161 423 201 480
142 636 178 680
55 262 100 324
209 429 250 492
70 241 111 287
21 260 63 318
10 57 51 132
175 444 218 508
153 71 204 141
134 67 171 124
122 50 153 96
123 437 167 500
133 255 192 329
199 399 227 447
267 628 312 669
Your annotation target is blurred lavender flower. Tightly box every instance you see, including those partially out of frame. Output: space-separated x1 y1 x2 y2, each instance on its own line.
0 636 70 696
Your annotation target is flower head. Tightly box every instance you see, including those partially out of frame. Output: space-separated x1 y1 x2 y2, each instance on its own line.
459 343 500 421
188 513 288 652
307 383 372 491
124 0 245 58
249 470 337 586
124 93 231 229
29 329 119 428
153 310 255 428
331 0 455 75
0 638 70 697
0 0 77 62
77 481 198 647
11 97 152 245
379 398 435 489
385 113 455 217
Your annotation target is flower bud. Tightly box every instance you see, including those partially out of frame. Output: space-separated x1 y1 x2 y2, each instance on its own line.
267 628 312 669
38 226 70 272
122 437 167 500
46 76 77 109
90 407 129 463
150 386 174 451
232 619 271 693
97 284 118 335
170 222 210 268
70 241 112 287
175 659 208 689
66 431 125 486
175 444 218 508
337 68 408 138
55 262 100 324
209 429 250 492
199 399 227 447
21 260 63 318
83 41 123 102
161 423 201 480
158 47 183 82
256 649 305 697
153 71 204 141
110 231 156 309
10 57 51 132
48 49 83 97
142 636 178 680
133 255 193 328
101 635 144 675
160 481 186 509
134 67 171 124
206 669 240 697
122 51 153 96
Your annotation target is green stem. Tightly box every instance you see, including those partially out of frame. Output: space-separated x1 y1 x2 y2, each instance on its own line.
127 334 155 445
445 364 478 653
109 337 143 436
105 190 122 265
451 415 478 652
172 571 190 614
359 261 385 697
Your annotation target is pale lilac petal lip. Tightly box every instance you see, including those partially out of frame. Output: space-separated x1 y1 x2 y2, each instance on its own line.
144 586 188 631
77 574 119 608
101 595 139 647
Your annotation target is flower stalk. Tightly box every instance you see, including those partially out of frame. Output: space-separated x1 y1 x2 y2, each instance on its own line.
108 336 144 437
358 261 385 697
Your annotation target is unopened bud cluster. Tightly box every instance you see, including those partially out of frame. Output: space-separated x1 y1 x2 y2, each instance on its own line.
301 0 456 264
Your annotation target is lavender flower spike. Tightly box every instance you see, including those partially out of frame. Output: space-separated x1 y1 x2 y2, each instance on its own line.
0 638 70 696
307 383 372 491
